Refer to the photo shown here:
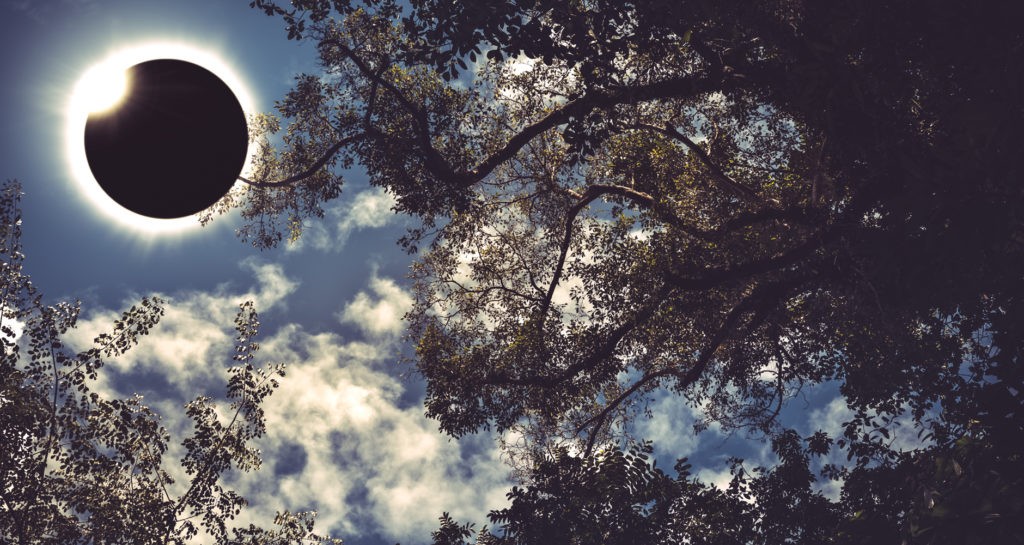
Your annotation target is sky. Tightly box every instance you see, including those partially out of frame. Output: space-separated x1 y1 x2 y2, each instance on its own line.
0 2 886 543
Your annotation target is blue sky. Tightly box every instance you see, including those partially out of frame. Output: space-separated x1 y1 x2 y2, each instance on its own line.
0 2 878 543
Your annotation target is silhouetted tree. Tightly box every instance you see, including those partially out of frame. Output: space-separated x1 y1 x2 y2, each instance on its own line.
231 1 1024 542
0 181 341 544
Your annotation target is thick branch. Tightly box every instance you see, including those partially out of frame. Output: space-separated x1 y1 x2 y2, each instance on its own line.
469 74 728 186
536 186 605 322
665 226 835 292
267 38 733 200
482 224 835 390
586 183 723 240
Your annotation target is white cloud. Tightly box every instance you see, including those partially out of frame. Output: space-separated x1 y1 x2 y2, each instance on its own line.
288 187 398 253
806 396 852 438
695 440 775 503
807 394 932 455
61 263 507 543
226 282 509 542
802 393 932 500
695 465 735 492
63 258 298 395
337 272 413 340
488 53 575 109
634 391 706 459
341 187 396 232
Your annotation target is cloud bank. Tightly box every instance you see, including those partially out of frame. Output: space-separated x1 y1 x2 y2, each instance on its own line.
64 259 509 543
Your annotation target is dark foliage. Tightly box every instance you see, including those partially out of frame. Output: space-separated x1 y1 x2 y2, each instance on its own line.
235 1 1024 542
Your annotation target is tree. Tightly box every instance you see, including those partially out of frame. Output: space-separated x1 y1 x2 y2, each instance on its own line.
0 181 340 544
429 443 765 545
230 0 1023 541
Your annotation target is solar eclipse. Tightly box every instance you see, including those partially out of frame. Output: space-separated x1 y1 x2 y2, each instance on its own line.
66 43 255 234
84 59 248 219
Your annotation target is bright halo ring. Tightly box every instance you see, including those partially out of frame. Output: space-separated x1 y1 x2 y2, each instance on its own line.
65 42 256 235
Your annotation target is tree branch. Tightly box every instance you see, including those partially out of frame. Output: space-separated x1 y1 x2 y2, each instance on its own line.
266 37 734 206
665 227 835 292
319 38 460 183
578 274 808 456
477 216 836 394
485 285 674 388
535 181 725 326
536 186 605 323
237 133 366 188
468 74 727 186
585 183 722 240
634 123 763 203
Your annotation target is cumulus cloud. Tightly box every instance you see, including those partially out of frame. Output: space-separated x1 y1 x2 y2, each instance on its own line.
806 392 932 455
61 261 508 543
337 272 413 340
695 465 735 491
633 391 706 460
806 396 853 438
63 258 297 395
287 187 398 253
801 391 933 501
630 388 783 496
238 324 510 540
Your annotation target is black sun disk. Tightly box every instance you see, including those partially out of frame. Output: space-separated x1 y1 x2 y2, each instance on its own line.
84 59 248 219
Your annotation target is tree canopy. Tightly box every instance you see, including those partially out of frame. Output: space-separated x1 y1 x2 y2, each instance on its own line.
229 0 1024 541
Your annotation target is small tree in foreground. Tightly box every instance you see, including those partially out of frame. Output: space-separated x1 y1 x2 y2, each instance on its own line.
0 180 341 544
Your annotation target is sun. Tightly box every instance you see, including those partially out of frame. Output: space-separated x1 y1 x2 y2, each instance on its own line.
65 42 256 235
73 63 129 115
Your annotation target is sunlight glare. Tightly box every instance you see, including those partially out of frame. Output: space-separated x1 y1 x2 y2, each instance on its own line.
72 63 129 114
